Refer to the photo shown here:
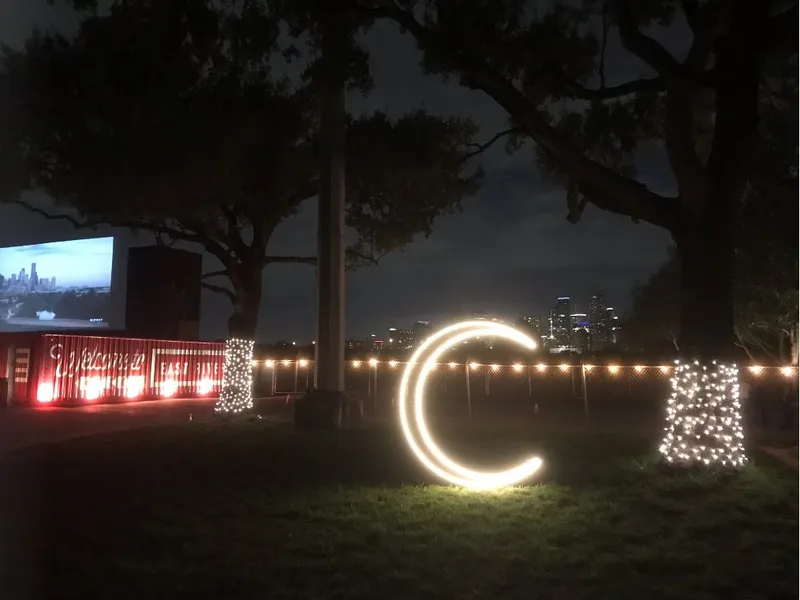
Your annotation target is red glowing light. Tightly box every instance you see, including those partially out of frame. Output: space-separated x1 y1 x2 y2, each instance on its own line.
37 383 55 404
197 379 214 395
160 379 178 398
83 376 104 401
124 376 144 399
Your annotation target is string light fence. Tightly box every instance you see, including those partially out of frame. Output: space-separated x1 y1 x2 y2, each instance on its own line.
250 358 797 424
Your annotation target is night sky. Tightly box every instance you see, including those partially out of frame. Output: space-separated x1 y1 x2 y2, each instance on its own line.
0 1 674 342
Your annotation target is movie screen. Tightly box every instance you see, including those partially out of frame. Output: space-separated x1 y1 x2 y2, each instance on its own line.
0 237 114 331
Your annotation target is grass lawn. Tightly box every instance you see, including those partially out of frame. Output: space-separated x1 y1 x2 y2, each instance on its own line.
0 420 796 600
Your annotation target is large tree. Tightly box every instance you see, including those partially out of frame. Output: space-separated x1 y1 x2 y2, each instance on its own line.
624 60 798 362
355 0 797 359
0 0 481 342
351 0 797 467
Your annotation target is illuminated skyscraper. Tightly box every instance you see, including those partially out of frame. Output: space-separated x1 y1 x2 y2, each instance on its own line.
550 297 572 347
412 321 431 346
588 291 608 349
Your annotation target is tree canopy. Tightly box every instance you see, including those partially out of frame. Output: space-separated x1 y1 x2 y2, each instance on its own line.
623 51 798 361
0 0 482 338
355 0 798 358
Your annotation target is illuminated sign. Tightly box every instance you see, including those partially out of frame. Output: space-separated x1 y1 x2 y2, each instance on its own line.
397 320 543 490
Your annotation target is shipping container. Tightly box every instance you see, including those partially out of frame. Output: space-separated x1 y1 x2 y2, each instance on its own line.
0 332 224 407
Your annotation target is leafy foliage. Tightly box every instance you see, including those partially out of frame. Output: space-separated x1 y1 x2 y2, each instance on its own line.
624 60 798 359
0 0 482 337
357 0 798 356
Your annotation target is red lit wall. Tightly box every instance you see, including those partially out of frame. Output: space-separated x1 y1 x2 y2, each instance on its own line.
0 333 224 406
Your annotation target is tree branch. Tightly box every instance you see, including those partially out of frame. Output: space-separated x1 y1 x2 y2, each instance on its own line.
201 270 228 279
463 127 519 159
264 255 317 265
201 281 235 303
346 246 388 267
762 2 799 54
617 0 682 77
12 200 100 229
599 6 611 89
13 198 239 267
681 0 729 73
364 1 679 231
569 76 665 100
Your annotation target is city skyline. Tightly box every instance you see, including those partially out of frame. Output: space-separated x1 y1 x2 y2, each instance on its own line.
0 237 114 289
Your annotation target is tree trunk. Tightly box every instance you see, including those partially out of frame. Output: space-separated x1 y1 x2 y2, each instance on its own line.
215 261 262 415
659 6 763 468
227 264 263 341
675 6 763 363
676 223 736 360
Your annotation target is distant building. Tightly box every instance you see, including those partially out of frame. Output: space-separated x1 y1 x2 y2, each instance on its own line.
589 291 609 350
520 316 541 336
570 312 591 353
346 339 365 351
603 307 620 345
549 297 572 347
387 327 413 350
412 320 431 346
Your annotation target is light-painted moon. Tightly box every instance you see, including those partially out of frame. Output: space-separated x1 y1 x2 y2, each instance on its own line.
397 320 543 490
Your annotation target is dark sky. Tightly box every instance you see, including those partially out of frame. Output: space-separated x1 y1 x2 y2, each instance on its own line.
0 1 675 342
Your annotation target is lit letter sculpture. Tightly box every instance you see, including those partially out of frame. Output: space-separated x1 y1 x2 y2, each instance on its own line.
398 321 543 490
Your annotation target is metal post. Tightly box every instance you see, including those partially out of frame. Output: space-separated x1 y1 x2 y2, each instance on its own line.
572 367 577 397
581 364 589 423
373 365 378 417
465 362 472 419
293 361 299 393
270 364 276 396
527 366 532 399
314 22 346 395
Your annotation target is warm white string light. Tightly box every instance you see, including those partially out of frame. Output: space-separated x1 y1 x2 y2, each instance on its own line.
251 359 796 376
215 338 255 415
659 360 747 468
398 320 543 490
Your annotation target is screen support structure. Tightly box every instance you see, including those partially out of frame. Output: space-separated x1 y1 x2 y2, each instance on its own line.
314 21 346 396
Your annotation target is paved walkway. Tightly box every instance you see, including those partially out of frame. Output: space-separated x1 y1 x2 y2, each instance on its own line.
0 397 290 454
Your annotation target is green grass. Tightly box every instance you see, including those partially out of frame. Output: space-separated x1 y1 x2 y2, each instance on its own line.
0 421 797 600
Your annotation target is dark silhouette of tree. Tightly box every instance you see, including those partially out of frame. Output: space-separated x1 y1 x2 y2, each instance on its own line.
0 0 482 340
622 247 682 354
623 58 797 362
357 0 798 360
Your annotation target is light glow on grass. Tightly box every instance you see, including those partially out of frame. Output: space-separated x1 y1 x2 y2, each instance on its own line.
398 320 543 490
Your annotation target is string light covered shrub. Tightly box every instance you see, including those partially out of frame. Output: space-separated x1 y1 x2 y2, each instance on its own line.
215 338 255 415
659 360 747 468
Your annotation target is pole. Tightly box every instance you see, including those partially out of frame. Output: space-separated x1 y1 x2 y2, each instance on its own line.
581 364 589 423
373 366 378 417
465 362 472 419
572 367 576 397
294 361 299 393
313 23 346 397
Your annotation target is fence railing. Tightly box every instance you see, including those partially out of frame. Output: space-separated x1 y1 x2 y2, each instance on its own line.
250 360 797 434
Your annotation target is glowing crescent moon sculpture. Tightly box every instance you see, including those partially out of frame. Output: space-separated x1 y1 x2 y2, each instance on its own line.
398 321 544 490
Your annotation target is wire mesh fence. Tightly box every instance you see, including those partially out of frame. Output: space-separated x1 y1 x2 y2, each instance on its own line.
252 360 798 436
